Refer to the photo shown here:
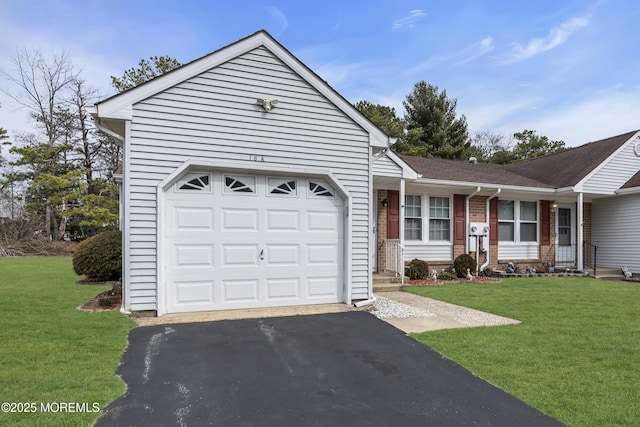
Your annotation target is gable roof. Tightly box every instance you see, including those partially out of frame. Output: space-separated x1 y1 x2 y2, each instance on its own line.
399 155 552 188
90 30 392 147
503 130 639 188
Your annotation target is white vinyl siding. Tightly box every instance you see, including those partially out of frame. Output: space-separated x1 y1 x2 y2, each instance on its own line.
125 47 371 310
582 137 640 194
403 245 453 262
372 155 403 178
592 194 640 274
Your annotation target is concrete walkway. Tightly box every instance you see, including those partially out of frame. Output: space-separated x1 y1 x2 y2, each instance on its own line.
134 291 520 333
376 291 520 333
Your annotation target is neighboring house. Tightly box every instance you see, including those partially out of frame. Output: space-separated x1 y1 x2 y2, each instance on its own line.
90 30 640 316
373 130 640 277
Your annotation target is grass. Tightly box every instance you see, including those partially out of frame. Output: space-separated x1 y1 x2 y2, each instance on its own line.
0 257 135 427
407 277 640 427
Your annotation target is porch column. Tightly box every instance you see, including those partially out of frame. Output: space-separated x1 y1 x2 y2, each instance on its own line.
399 178 405 249
577 192 584 270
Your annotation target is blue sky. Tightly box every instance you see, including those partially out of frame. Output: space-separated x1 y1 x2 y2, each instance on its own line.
1 0 638 147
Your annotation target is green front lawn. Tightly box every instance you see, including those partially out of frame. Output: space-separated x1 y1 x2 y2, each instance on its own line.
0 257 135 427
408 277 640 427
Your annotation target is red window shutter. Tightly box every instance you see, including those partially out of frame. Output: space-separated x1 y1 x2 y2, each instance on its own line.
387 190 400 239
489 198 499 244
453 194 466 245
540 200 551 245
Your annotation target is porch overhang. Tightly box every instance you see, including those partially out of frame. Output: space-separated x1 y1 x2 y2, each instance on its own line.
409 178 556 200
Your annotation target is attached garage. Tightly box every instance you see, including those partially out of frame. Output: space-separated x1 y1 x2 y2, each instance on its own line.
163 170 345 313
90 30 393 316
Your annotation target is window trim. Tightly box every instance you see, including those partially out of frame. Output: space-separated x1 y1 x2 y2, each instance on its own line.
428 196 451 242
175 173 212 193
404 194 452 243
498 199 539 244
404 194 422 241
223 174 257 195
267 177 298 197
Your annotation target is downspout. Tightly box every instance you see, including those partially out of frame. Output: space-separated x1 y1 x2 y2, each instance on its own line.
354 295 377 308
465 187 482 253
399 178 406 285
480 188 501 273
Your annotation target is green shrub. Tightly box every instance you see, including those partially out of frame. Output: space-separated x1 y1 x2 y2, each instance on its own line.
72 231 122 280
453 253 477 278
436 270 458 281
407 258 429 280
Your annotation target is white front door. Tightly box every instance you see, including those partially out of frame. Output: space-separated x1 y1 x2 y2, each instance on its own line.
164 172 344 313
556 205 575 267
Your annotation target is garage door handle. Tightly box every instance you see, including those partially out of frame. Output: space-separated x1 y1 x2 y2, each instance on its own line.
259 249 264 260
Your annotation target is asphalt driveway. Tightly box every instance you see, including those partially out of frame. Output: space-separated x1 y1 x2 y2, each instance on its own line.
97 312 562 426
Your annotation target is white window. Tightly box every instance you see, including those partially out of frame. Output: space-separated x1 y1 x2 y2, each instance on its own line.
176 174 211 192
404 195 451 242
520 201 537 242
498 200 538 242
404 195 422 240
268 178 297 196
429 196 450 241
308 180 335 198
224 175 255 194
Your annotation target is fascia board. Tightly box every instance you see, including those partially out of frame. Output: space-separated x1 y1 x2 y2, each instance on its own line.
384 150 419 180
415 178 556 194
616 186 640 195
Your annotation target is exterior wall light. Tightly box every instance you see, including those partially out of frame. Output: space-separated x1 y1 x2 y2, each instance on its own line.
257 98 278 111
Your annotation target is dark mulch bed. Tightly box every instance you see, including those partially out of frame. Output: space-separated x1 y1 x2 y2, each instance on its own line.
78 281 122 312
409 277 500 287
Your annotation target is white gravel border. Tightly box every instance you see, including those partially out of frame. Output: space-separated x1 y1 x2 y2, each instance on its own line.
370 295 435 319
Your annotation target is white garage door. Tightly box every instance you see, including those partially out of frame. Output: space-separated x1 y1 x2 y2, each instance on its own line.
164 171 345 313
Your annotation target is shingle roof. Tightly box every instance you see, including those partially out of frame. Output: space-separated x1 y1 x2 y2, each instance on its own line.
399 155 552 188
398 130 640 190
503 130 639 187
621 170 640 189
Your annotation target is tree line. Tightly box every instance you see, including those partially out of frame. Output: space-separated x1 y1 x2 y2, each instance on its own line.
0 52 180 242
355 81 566 163
0 50 564 244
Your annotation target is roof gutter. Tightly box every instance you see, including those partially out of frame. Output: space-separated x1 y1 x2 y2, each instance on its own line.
414 178 556 194
615 187 640 195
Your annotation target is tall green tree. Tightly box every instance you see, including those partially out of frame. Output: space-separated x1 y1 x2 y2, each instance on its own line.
354 100 405 139
511 130 566 161
0 127 9 166
111 55 181 92
395 81 471 159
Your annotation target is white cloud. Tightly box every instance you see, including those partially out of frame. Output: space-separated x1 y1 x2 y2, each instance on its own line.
392 9 426 29
453 36 495 66
505 90 640 146
266 7 289 36
408 36 495 73
508 17 589 62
